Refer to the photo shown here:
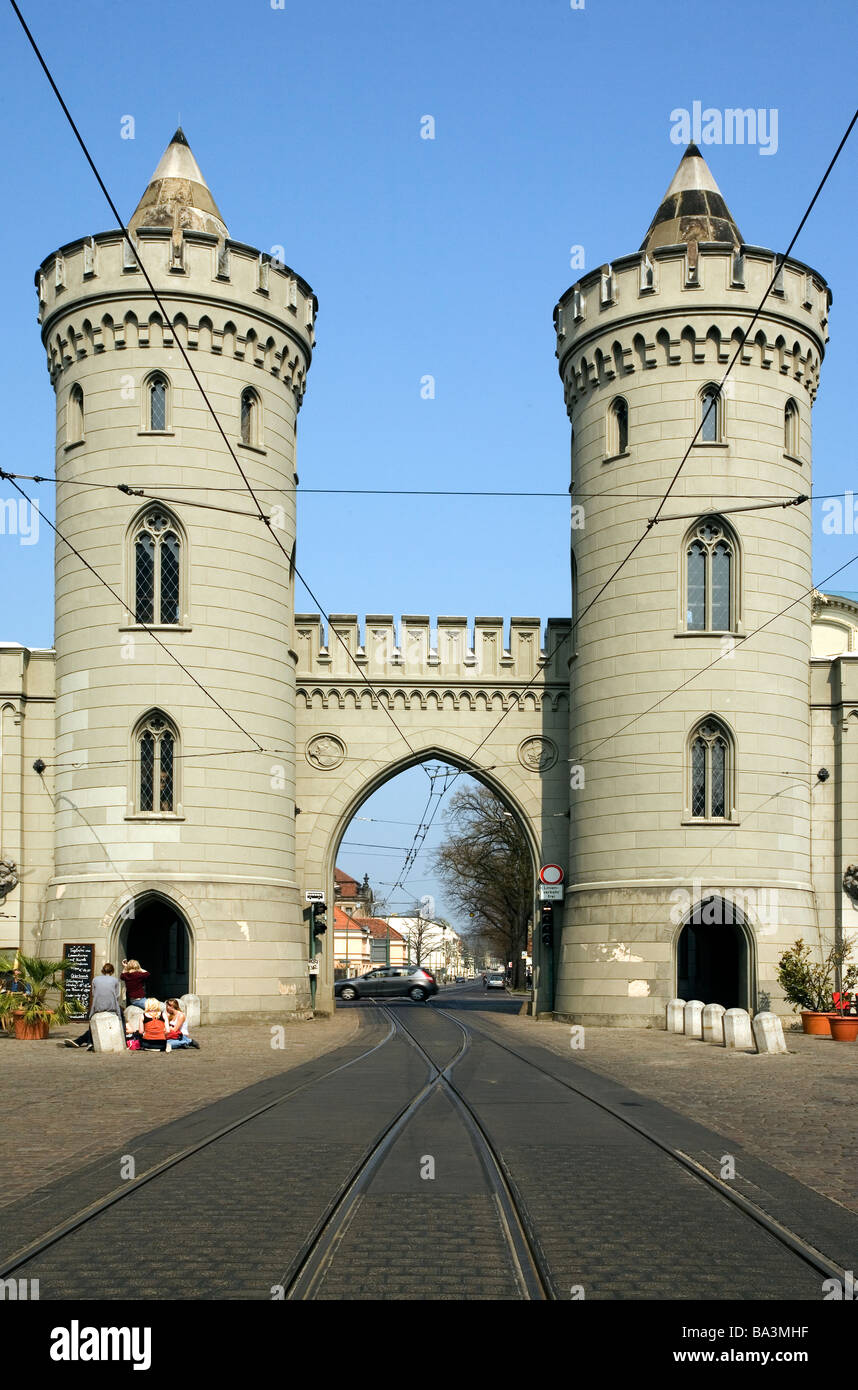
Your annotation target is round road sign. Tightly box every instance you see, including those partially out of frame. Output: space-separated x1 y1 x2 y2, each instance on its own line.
539 863 564 885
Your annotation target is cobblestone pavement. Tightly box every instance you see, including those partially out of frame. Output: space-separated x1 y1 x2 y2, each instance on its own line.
471 1004 858 1215
0 1010 360 1205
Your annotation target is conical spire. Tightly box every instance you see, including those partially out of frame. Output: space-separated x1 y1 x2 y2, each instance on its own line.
129 128 229 240
640 144 742 252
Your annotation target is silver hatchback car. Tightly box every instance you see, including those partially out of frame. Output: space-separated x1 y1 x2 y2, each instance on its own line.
335 965 438 1003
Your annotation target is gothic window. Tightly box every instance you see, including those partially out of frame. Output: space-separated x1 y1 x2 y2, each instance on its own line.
700 384 722 443
132 508 183 625
608 397 628 456
689 718 734 821
67 384 84 444
135 710 178 814
784 398 799 456
685 517 737 632
240 387 260 446
146 373 169 431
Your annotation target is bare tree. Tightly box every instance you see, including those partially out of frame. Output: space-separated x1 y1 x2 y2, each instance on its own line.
432 783 533 989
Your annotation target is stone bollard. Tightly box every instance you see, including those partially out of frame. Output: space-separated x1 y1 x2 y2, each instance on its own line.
666 999 686 1033
752 1011 788 1055
90 1012 125 1053
683 999 705 1039
723 1007 753 1050
702 1002 726 1044
179 994 201 1029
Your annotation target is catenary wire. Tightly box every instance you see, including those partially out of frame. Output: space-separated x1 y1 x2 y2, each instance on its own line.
8 0 427 775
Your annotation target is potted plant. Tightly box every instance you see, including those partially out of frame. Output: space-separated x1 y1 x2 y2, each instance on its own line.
776 937 858 1036
0 954 80 1040
830 990 858 1042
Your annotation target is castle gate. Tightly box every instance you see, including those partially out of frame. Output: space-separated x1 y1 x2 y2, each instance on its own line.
294 614 571 1012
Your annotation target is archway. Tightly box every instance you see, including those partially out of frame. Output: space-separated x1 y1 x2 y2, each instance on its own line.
323 749 541 997
117 893 192 999
676 897 752 1010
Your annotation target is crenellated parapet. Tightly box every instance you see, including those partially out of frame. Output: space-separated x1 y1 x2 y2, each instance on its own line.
555 244 830 414
35 228 316 405
294 615 571 709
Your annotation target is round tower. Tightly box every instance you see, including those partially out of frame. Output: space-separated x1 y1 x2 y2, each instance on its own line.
35 129 316 1018
554 145 831 1025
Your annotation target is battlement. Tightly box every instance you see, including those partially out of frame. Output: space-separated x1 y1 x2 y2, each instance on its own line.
35 228 316 398
555 244 830 412
294 615 572 685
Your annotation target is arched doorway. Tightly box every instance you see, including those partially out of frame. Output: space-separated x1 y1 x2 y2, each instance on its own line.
676 897 751 1010
117 894 192 999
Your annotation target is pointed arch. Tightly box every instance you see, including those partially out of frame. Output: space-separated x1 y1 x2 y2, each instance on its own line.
686 715 736 822
698 382 723 443
142 370 170 432
784 396 800 457
128 502 186 626
682 514 740 633
66 382 85 446
240 385 262 447
131 708 181 815
607 395 629 456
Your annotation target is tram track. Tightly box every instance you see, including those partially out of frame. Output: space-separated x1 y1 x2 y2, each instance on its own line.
281 1003 551 1300
432 995 849 1292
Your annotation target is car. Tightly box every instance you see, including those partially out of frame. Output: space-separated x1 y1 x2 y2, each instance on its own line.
484 971 506 990
335 965 439 1003
455 975 466 983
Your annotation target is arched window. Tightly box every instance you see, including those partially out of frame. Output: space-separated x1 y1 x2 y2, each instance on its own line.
689 718 734 821
135 710 178 814
608 396 628 456
240 387 260 446
67 383 84 444
784 398 799 456
685 516 737 631
147 373 169 431
132 508 182 625
700 384 722 443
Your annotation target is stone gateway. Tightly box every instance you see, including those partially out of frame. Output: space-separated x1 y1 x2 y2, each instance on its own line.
2 133 855 1024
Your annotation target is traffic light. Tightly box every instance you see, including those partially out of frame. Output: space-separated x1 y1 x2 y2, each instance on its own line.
540 903 553 949
311 903 327 937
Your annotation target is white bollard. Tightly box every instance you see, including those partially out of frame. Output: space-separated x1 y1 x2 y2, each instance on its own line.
125 1005 144 1033
683 999 705 1039
723 1007 754 1050
666 999 686 1033
90 1012 125 1053
179 994 201 1029
702 1002 726 1044
752 1011 788 1054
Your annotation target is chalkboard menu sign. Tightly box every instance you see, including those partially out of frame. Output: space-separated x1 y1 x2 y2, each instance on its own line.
63 943 94 1017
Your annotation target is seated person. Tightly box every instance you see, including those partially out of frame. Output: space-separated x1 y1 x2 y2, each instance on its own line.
139 998 168 1051
162 998 200 1049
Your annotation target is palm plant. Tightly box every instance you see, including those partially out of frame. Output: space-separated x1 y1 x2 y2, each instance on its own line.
0 953 80 1029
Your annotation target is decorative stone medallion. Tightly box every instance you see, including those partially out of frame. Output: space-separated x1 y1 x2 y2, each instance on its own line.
306 734 346 770
517 737 557 772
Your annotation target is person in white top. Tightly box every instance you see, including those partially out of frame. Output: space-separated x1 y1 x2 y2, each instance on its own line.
163 997 200 1049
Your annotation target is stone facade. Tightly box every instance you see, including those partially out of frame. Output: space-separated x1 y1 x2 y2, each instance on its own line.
0 134 854 1024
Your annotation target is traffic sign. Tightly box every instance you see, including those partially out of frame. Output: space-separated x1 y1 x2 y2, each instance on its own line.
305 890 326 902
538 884 564 901
539 864 564 885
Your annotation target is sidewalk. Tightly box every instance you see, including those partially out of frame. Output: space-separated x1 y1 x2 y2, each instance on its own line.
486 1012 858 1215
0 1010 361 1205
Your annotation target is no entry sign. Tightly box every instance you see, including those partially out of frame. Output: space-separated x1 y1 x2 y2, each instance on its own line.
539 864 564 886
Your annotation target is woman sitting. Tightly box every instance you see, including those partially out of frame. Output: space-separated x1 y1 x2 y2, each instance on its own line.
163 998 200 1050
139 998 168 1051
120 959 150 1016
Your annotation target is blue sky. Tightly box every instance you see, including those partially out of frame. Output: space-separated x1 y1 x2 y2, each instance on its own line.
2 0 857 928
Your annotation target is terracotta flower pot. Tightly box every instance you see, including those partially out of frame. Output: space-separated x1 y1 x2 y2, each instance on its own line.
829 1015 858 1042
12 1009 51 1041
800 1010 835 1036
